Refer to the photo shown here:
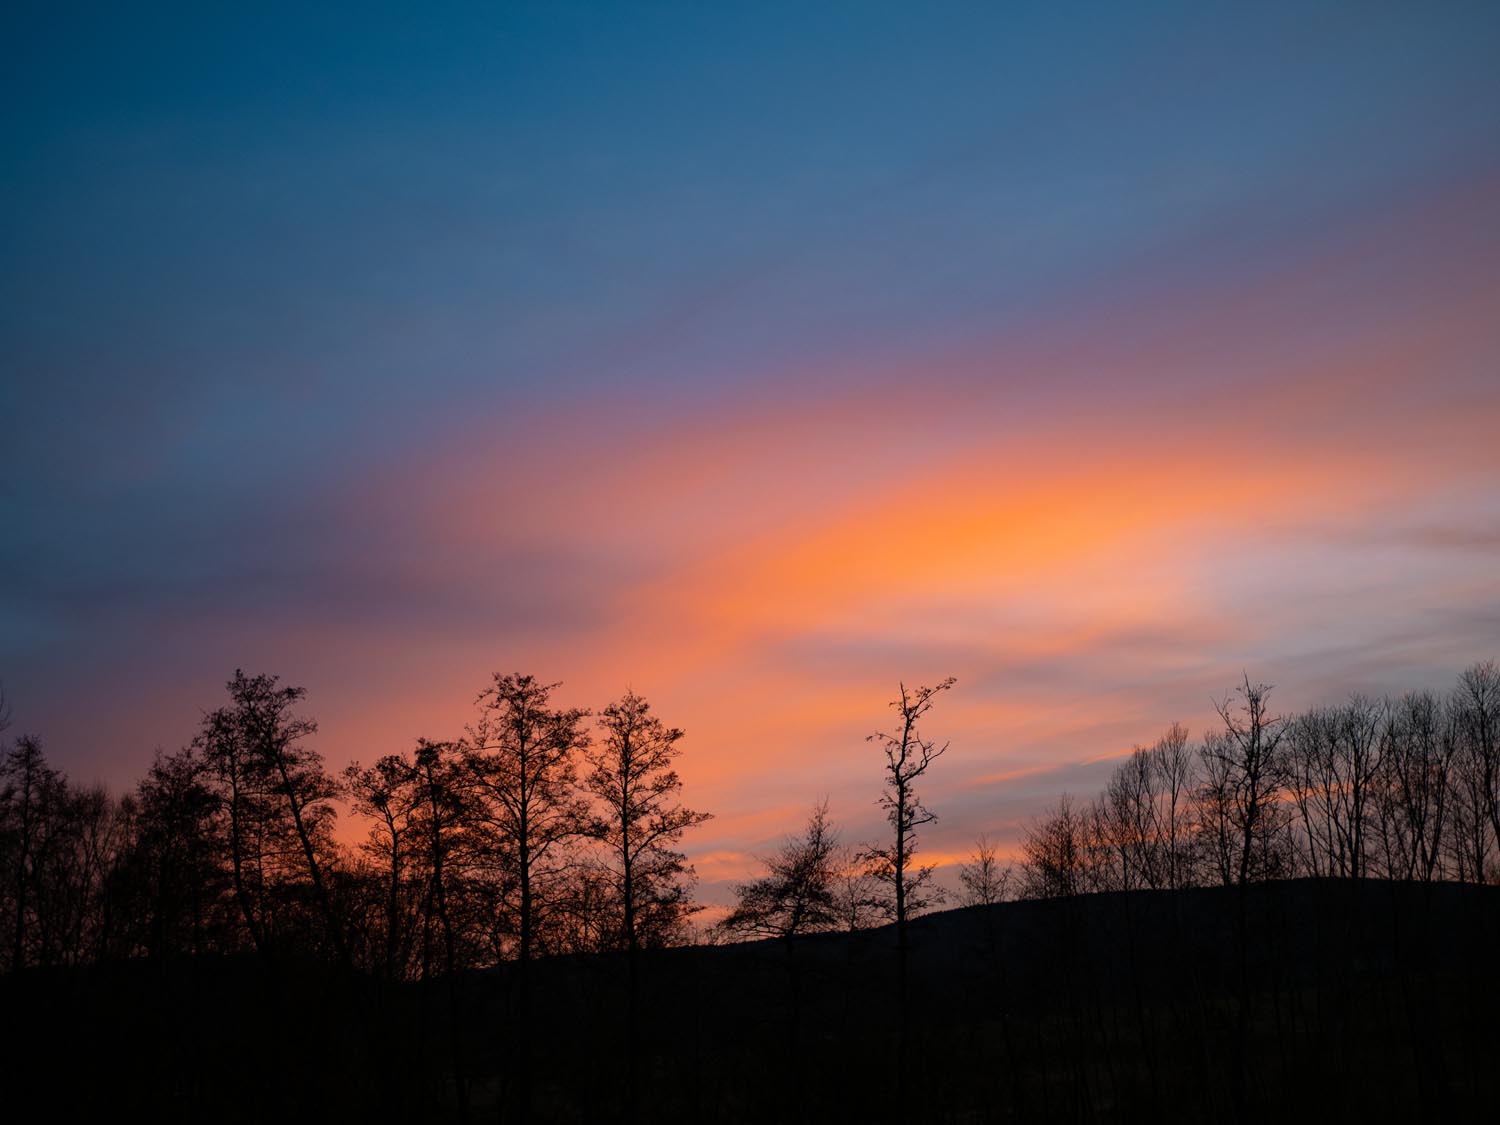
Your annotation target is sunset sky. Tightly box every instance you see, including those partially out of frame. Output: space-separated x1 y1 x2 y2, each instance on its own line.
4 2 1499 905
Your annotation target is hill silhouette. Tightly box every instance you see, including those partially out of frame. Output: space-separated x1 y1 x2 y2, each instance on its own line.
5 877 1497 1123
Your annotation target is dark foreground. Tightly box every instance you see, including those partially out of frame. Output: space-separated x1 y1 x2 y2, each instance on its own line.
5 879 1498 1123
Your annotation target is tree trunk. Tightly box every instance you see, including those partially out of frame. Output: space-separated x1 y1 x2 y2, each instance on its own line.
225 770 266 957
271 749 347 966
623 838 639 1124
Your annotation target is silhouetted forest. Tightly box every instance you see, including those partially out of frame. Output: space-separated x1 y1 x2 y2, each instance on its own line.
2 663 1499 1122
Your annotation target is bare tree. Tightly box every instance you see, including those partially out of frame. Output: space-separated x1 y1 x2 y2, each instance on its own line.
1376 691 1456 882
722 799 842 942
548 863 621 954
0 744 130 971
405 739 466 976
1146 723 1198 888
859 676 955 1103
718 799 844 1111
1200 676 1291 886
411 737 473 1115
194 701 270 954
464 673 590 963
1454 660 1500 876
1448 753 1492 880
861 677 957 928
1340 695 1386 879
344 751 424 978
218 671 347 962
1285 707 1341 878
464 674 589 1122
831 843 884 932
957 835 1012 907
1019 793 1090 899
1285 697 1386 879
1096 757 1153 891
124 747 225 958
1196 738 1238 887
1083 727 1203 894
585 689 709 1123
586 690 710 955
1121 748 1159 889
2 736 65 971
59 783 131 965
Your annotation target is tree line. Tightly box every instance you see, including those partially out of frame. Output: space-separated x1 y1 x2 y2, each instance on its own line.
4 662 1499 1123
3 663 1499 979
0 671 712 978
712 663 1500 944
1011 663 1500 899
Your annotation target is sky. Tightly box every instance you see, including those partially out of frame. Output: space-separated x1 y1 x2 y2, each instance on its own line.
3 1 1499 905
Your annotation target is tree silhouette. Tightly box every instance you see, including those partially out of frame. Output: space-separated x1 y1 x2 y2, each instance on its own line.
722 799 841 942
463 673 589 1121
1201 676 1290 886
586 690 709 954
196 671 345 963
1082 724 1203 893
1145 722 1198 889
1284 696 1384 879
123 747 224 958
859 675 955 1108
831 843 885 931
861 677 956 927
2 735 64 971
1454 660 1500 873
719 798 844 1112
585 689 709 1122
10 655 1500 1121
193 698 269 954
410 738 469 980
344 751 424 979
464 673 590 962
957 835 1011 907
1378 691 1456 882
1020 793 1089 899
